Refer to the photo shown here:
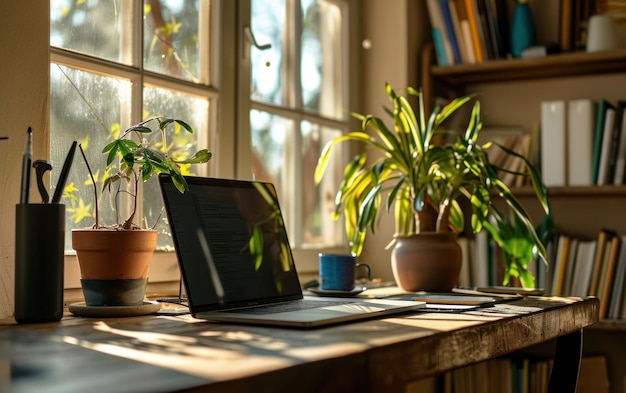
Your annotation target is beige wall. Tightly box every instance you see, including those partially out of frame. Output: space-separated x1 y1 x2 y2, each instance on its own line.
0 2 50 318
357 0 429 282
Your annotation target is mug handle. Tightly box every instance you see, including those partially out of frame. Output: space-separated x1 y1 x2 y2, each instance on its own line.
355 263 371 279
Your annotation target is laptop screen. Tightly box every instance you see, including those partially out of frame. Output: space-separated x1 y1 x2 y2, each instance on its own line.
159 175 303 311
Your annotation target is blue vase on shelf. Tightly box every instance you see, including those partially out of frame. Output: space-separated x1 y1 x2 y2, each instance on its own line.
510 0 536 58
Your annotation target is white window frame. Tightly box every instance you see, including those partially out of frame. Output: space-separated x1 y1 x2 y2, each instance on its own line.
236 0 355 274
51 1 227 295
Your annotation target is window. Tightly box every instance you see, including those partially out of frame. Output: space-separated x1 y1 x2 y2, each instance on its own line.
50 0 216 254
242 0 352 271
50 0 354 286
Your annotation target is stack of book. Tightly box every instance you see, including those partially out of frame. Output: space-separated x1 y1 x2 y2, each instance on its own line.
441 355 609 393
546 229 626 320
478 126 536 188
540 98 626 187
425 0 510 66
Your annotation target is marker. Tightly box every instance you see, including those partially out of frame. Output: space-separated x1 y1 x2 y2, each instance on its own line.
51 141 77 204
19 127 32 204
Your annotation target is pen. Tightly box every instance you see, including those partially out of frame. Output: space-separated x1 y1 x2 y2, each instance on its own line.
0 137 8 140
51 140 77 204
19 127 32 204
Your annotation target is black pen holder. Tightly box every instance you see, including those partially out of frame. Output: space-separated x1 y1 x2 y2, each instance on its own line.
15 203 65 323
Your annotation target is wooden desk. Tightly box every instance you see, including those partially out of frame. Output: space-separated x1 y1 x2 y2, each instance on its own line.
0 296 598 393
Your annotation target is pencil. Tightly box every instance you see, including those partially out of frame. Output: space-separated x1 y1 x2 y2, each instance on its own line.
19 127 32 204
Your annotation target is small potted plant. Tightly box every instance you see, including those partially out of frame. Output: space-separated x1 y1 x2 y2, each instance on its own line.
314 83 552 291
72 117 212 306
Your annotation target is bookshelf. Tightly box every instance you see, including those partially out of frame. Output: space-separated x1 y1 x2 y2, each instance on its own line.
422 45 626 393
431 48 626 85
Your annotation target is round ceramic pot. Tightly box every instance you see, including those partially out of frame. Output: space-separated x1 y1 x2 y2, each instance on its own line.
72 229 157 306
391 232 462 292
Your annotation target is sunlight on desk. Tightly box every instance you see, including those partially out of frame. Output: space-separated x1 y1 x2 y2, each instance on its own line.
0 296 598 393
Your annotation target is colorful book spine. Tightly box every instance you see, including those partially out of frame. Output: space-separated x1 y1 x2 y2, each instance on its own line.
440 0 463 64
463 0 486 63
427 0 454 66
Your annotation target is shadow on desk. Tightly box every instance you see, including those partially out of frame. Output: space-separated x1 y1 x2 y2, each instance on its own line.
0 296 598 393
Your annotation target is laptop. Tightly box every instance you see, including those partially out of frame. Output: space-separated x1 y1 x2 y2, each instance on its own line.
158 174 424 327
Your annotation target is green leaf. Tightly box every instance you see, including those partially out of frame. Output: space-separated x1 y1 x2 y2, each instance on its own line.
174 119 193 133
174 149 212 164
250 225 264 271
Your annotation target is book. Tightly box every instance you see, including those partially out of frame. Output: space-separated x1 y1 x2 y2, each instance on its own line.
431 28 449 66
426 0 454 66
489 0 510 57
569 239 597 297
592 99 609 184
598 235 621 319
612 103 626 184
551 234 571 296
463 0 486 63
439 0 464 64
476 0 496 59
567 99 596 186
589 229 617 297
578 356 610 393
447 0 470 64
607 101 626 183
596 106 617 185
454 0 477 64
607 235 626 318
540 100 567 187
562 237 579 295
560 0 574 52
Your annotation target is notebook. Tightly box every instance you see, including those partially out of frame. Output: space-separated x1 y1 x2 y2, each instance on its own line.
158 174 424 327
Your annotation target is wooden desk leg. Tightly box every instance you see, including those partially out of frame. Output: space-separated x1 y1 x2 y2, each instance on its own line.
547 329 583 393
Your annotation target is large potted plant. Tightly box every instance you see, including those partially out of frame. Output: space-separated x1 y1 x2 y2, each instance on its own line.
314 84 552 292
72 117 212 306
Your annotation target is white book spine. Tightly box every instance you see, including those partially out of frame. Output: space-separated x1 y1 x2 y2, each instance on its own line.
460 20 476 64
540 101 567 187
567 99 596 186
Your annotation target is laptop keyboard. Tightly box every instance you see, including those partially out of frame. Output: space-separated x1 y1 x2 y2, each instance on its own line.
226 299 353 315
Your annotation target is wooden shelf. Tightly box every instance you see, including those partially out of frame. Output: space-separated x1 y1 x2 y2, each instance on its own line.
430 49 626 86
511 185 626 197
591 319 626 331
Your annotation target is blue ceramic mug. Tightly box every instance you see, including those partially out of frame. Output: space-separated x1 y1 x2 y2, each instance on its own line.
318 254 371 291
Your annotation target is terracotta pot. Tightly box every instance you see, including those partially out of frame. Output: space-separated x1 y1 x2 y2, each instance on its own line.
72 229 157 306
391 233 462 292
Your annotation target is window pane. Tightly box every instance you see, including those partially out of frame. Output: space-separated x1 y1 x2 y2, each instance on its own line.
251 0 285 105
250 110 344 248
301 121 343 247
250 110 291 188
301 0 345 120
50 0 126 64
143 0 204 82
143 86 210 250
50 65 131 251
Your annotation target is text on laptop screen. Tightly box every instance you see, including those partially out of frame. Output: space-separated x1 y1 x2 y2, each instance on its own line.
160 177 302 308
